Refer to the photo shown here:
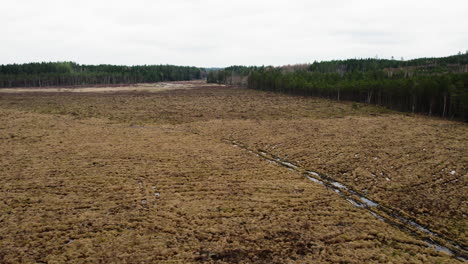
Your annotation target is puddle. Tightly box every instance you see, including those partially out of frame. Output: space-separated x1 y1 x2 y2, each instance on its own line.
305 175 324 185
279 161 299 169
369 211 385 221
424 239 457 257
395 216 435 236
331 181 348 190
346 199 365 208
248 150 261 156
307 171 320 177
360 197 378 207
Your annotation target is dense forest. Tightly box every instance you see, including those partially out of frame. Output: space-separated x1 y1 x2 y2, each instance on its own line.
208 53 468 120
0 62 205 88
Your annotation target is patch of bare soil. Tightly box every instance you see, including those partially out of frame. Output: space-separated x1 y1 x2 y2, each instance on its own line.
0 80 207 94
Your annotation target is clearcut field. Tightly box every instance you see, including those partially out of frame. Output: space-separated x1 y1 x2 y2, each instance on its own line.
0 81 466 263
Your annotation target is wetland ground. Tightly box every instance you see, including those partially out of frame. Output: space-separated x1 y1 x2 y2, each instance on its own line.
0 81 466 263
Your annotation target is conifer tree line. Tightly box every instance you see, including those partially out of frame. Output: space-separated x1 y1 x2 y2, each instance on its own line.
0 62 205 88
208 53 468 120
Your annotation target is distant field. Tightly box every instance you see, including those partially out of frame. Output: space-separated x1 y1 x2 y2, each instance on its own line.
0 81 202 93
0 81 466 263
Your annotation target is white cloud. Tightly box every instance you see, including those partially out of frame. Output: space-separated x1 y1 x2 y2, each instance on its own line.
2 0 467 67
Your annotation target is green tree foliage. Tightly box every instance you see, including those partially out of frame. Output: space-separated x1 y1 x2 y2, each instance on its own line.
209 53 468 120
207 66 257 85
0 62 205 88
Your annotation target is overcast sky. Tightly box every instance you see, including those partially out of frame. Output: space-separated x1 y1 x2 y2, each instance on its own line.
2 0 467 67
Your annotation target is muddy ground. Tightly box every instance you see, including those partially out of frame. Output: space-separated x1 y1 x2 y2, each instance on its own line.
0 81 466 263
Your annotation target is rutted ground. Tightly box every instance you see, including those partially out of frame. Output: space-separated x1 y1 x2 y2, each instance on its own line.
0 82 465 263
227 138 464 258
190 116 467 247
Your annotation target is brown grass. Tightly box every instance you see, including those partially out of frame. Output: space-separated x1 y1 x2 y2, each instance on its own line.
189 115 467 246
0 82 464 263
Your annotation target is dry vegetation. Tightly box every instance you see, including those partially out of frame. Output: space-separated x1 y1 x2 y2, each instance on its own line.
0 81 465 263
190 116 468 245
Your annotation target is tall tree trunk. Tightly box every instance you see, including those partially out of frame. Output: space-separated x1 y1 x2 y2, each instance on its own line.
367 91 373 104
442 94 447 117
429 99 434 116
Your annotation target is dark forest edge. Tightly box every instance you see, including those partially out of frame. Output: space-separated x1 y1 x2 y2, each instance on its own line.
208 53 468 121
0 62 206 88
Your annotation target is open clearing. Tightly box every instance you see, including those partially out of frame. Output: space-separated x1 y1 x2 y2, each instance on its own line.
0 82 201 94
0 81 466 263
